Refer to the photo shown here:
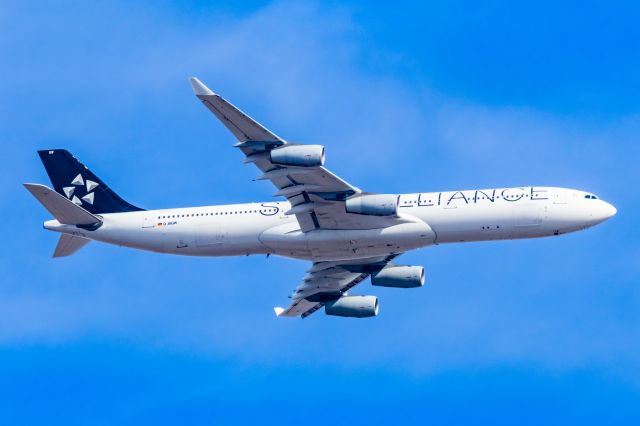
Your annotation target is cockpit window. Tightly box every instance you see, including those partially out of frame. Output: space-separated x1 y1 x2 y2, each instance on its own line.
584 194 598 200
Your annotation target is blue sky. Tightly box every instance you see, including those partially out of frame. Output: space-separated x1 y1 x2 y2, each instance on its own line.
1 0 639 424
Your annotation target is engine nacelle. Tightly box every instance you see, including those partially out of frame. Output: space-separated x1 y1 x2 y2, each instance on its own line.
270 144 325 167
371 265 425 288
324 295 379 318
345 193 398 216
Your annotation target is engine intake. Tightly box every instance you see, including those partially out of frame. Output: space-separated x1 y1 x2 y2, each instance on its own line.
371 265 425 288
270 145 325 167
324 295 379 318
345 193 398 216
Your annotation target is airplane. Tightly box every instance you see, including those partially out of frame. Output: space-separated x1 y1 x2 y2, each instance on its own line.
24 77 617 319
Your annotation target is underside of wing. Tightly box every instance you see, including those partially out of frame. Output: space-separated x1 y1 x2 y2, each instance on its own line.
190 77 283 143
189 77 406 232
274 254 398 318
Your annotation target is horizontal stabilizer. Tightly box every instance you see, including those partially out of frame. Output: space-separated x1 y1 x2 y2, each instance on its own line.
23 183 101 225
53 234 90 257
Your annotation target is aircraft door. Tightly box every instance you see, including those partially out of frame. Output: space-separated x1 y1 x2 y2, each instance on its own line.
142 213 156 229
553 190 567 204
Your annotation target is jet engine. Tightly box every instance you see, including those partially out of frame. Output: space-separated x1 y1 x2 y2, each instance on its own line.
345 193 398 216
324 295 379 318
371 265 425 288
270 145 325 167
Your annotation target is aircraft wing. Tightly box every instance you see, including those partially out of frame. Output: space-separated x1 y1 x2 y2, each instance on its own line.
190 77 402 232
274 254 397 318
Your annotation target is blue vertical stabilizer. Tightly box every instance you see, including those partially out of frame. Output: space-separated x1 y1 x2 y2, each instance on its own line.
37 149 143 214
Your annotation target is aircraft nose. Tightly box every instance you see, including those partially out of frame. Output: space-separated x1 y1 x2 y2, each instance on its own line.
591 200 617 223
602 201 617 219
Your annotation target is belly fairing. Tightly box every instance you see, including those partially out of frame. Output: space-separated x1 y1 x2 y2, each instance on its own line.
259 216 435 261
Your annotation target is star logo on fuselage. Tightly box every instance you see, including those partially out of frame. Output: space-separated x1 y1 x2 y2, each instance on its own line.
63 174 98 206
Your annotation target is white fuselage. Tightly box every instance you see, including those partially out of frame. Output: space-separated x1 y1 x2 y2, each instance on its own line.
44 186 616 262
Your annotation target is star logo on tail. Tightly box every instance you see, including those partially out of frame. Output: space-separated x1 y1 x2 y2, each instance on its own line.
63 174 98 206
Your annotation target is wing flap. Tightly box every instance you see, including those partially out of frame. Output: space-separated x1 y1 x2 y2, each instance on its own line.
274 299 321 317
